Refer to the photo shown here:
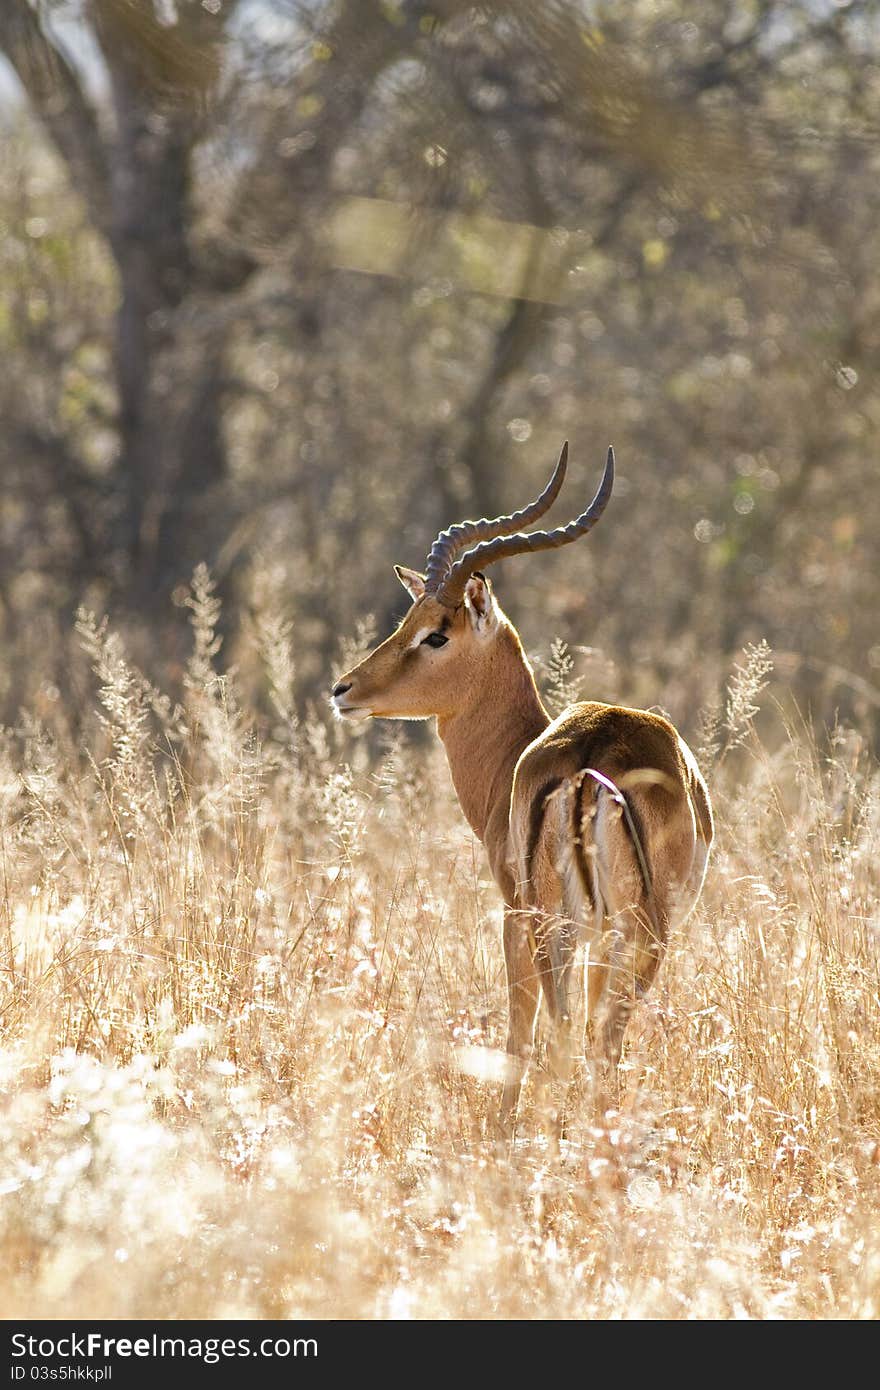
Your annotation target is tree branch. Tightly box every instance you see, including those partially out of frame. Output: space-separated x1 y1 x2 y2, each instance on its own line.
0 0 111 237
216 0 473 272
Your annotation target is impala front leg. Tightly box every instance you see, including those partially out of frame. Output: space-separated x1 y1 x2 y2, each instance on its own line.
498 908 540 1138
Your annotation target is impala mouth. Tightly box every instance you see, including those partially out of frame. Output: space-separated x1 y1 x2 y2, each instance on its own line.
332 700 371 722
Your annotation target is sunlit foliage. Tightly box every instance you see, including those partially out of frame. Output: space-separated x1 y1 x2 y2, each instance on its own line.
1 592 879 1318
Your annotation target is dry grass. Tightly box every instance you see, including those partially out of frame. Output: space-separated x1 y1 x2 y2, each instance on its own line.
1 575 879 1320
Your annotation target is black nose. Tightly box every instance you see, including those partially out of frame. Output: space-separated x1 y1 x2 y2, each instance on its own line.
332 681 352 698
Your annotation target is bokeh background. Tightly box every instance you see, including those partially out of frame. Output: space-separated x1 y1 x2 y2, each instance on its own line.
1 0 878 735
3 4 880 1321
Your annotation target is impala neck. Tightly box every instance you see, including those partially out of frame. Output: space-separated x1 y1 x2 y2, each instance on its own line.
436 624 549 850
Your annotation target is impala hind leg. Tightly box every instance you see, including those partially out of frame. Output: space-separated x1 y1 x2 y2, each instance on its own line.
549 940 607 1136
534 917 579 1085
591 905 667 1110
584 940 609 1050
497 909 541 1138
539 922 586 1139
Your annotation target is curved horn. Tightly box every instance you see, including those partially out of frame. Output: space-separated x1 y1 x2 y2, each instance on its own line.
437 446 615 608
423 442 569 595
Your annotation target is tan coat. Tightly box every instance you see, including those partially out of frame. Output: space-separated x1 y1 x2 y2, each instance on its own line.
334 567 712 1133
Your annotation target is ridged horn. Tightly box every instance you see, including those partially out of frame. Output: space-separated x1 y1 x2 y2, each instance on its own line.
423 442 569 595
436 446 614 608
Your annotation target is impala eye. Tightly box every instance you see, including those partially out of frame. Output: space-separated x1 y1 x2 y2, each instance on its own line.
422 632 448 649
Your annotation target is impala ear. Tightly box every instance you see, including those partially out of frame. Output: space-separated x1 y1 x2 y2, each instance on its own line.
394 565 426 601
464 572 497 629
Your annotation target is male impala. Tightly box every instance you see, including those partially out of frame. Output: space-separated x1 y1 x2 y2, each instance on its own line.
332 444 712 1133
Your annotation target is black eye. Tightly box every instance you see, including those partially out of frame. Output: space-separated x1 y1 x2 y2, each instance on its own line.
422 632 448 649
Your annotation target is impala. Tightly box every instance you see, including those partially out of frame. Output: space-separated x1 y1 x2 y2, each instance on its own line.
331 443 713 1133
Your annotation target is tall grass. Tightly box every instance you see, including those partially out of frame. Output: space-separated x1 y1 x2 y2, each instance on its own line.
1 582 878 1319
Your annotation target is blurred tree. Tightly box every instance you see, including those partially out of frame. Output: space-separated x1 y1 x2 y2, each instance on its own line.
0 0 434 600
0 0 878 734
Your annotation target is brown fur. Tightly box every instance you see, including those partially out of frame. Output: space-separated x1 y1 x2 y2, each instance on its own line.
524 778 564 883
570 772 594 886
334 570 713 1134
